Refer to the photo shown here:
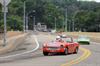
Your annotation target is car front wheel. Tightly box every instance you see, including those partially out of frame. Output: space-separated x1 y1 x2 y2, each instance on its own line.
74 47 78 54
64 48 68 55
43 52 48 56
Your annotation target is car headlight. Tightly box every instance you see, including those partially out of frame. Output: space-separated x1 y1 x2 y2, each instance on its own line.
43 44 47 47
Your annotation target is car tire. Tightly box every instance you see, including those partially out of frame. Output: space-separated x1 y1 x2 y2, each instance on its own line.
64 48 68 55
74 47 78 54
88 42 90 45
43 52 48 56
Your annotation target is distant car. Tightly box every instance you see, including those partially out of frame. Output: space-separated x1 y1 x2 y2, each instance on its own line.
77 35 90 45
43 37 79 56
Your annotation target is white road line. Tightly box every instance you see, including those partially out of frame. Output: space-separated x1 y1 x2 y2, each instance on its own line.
0 35 40 59
91 42 100 45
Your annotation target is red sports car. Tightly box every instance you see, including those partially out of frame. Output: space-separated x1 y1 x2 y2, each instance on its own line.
43 37 79 56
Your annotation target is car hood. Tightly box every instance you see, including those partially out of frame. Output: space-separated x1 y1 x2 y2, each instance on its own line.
46 41 64 47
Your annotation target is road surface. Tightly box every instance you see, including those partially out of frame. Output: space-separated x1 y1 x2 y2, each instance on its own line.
0 32 99 66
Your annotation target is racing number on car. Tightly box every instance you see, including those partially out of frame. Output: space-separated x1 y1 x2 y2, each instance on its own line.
69 43 74 52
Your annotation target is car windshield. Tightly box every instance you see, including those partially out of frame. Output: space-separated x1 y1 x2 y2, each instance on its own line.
62 37 72 43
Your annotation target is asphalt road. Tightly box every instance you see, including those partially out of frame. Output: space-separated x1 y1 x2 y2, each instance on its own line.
0 32 99 66
74 42 100 66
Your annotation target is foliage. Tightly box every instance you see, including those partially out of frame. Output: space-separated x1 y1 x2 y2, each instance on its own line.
0 0 100 32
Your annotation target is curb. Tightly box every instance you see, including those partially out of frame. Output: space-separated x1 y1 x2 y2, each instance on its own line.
0 35 39 59
0 33 27 55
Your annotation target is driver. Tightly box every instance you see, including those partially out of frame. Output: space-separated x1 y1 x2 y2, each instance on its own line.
56 36 63 42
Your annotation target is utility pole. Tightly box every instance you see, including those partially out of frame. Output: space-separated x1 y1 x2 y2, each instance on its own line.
72 10 79 32
33 16 36 31
33 10 36 31
72 19 75 32
55 17 57 31
65 7 68 32
23 1 26 32
72 12 76 32
63 21 64 31
26 14 28 32
3 0 7 46
0 0 11 46
69 21 70 32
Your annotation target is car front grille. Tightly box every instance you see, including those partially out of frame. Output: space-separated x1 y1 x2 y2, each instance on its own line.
48 47 59 50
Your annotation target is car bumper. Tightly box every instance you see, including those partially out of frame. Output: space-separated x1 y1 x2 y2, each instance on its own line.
43 48 65 53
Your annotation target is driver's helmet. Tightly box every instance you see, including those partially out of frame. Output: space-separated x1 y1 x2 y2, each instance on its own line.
56 36 62 42
56 36 61 40
62 35 66 38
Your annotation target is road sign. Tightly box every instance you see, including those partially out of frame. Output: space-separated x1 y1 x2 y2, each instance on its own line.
0 0 11 6
0 0 11 46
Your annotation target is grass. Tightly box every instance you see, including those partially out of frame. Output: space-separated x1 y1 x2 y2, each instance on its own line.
0 31 23 40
